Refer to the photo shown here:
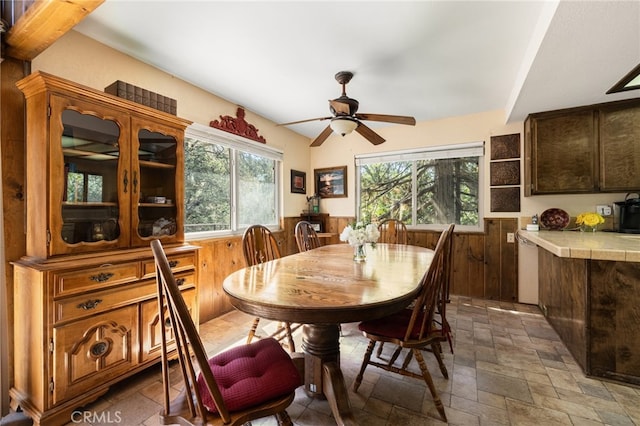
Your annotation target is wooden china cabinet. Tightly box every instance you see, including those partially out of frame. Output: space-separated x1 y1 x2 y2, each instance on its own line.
11 71 199 426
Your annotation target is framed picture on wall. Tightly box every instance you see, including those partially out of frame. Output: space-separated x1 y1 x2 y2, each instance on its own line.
314 166 347 198
290 169 306 194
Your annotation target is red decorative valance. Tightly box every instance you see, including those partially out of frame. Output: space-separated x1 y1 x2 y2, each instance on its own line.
209 107 266 144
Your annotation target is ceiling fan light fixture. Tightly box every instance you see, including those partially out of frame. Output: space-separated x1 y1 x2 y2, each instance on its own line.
330 117 358 136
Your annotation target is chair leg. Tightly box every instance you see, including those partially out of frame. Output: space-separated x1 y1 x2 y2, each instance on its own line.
353 340 376 392
275 410 293 426
413 349 447 422
388 345 404 367
247 317 261 344
284 322 296 353
431 342 448 379
376 342 385 358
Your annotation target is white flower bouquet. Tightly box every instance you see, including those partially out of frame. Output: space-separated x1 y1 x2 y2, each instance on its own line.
339 222 380 246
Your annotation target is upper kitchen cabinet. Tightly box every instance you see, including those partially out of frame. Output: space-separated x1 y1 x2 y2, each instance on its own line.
525 98 640 196
17 71 191 258
598 102 640 191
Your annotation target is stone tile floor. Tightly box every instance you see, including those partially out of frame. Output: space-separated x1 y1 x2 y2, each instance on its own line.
66 296 640 425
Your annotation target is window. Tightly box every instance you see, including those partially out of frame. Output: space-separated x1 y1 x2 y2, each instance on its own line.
65 170 103 202
355 142 483 231
184 123 282 237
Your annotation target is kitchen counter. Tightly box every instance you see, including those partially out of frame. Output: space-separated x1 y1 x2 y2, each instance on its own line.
521 229 640 386
518 229 640 262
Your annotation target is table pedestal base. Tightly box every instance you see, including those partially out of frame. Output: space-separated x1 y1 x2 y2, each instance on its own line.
301 324 356 425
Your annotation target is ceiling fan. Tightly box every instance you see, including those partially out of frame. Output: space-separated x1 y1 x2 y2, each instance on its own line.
279 71 416 147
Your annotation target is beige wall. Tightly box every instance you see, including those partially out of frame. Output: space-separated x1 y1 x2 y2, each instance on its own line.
32 31 628 226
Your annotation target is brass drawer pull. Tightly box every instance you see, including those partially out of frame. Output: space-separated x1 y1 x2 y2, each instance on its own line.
77 299 102 310
169 260 179 268
89 272 114 283
176 278 185 286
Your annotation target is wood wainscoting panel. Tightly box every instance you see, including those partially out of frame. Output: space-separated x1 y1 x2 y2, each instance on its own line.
484 218 518 301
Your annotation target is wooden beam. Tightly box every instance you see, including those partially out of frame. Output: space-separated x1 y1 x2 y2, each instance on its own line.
5 0 104 61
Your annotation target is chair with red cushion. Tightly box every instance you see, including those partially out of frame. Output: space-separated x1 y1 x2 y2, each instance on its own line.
352 224 453 422
151 239 302 426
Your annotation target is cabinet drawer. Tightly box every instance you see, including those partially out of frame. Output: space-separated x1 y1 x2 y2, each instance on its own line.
54 272 196 324
142 253 196 278
55 281 155 324
54 262 140 298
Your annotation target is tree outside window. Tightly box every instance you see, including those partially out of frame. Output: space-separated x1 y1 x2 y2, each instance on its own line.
357 144 481 229
183 125 281 236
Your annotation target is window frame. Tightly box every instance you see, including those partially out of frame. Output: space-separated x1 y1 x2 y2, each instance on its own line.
183 123 282 240
355 141 485 232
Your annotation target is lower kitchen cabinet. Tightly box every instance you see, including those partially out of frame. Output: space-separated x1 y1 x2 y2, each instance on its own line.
538 248 640 386
11 244 199 426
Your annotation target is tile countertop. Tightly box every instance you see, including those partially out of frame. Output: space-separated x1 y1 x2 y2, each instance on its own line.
518 230 640 262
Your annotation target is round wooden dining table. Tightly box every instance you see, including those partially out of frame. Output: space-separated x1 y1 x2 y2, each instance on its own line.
223 243 434 425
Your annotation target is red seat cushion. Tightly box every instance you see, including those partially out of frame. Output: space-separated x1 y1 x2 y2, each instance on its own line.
197 337 301 414
359 309 431 340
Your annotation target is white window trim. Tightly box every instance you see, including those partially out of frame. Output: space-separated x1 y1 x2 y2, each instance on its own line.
184 122 282 240
355 141 485 232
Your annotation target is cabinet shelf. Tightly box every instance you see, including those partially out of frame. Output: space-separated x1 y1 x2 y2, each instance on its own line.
63 202 118 207
138 202 175 207
63 148 118 161
138 159 175 169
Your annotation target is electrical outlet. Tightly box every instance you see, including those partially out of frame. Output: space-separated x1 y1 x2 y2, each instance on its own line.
506 232 515 243
596 205 612 216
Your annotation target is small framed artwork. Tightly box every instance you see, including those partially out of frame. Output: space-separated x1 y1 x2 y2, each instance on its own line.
290 169 306 194
314 166 347 198
490 160 520 186
490 187 521 212
490 133 520 160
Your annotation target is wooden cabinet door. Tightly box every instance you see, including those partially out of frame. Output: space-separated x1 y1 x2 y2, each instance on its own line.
129 116 185 248
527 110 598 194
140 287 195 362
52 305 138 405
48 94 132 256
599 104 640 191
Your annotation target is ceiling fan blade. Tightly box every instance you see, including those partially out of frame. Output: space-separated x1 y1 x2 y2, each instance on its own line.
355 113 416 126
310 125 334 147
278 116 332 126
329 99 351 115
355 122 386 145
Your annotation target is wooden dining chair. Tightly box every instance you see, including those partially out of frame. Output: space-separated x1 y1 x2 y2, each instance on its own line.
242 225 300 352
352 224 453 422
378 218 409 245
151 239 302 426
294 220 322 252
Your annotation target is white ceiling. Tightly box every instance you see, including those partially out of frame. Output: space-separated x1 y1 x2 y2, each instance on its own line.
73 0 640 139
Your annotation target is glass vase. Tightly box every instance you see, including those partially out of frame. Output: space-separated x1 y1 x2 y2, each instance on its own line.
353 244 367 262
580 225 597 232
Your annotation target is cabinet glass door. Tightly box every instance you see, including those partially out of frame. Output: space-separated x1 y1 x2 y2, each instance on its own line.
136 127 178 239
61 109 122 245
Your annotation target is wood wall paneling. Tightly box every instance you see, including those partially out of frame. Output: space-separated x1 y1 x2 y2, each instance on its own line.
484 218 518 301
